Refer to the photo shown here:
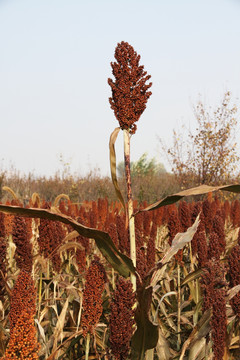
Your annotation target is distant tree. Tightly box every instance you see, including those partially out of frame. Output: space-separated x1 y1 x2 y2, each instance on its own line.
117 153 166 178
160 91 239 187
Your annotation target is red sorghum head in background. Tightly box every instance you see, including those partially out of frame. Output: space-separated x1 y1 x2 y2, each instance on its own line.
109 277 135 360
228 245 240 318
12 216 33 273
9 270 36 333
200 259 227 360
81 256 107 337
178 201 191 232
0 211 6 300
108 41 152 134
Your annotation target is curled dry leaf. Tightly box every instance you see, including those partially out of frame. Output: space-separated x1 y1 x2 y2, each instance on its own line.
53 194 70 208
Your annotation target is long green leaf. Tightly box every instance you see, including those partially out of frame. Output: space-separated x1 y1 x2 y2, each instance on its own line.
0 204 135 278
137 184 240 213
109 127 126 211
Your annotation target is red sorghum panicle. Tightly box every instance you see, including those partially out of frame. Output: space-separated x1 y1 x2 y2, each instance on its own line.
178 201 191 232
191 202 205 256
168 208 182 246
4 311 40 360
0 238 6 300
81 257 107 337
0 211 6 299
107 223 119 248
201 259 227 360
202 199 213 234
0 211 5 238
213 196 221 210
228 245 240 318
210 200 217 220
208 232 221 260
3 201 14 237
201 259 225 313
58 200 67 215
196 230 208 267
12 216 33 273
97 198 108 230
211 289 227 360
50 221 65 272
134 211 144 237
146 233 156 272
9 270 36 333
108 41 152 134
89 209 97 229
38 204 64 272
153 207 164 228
116 215 130 255
143 211 152 239
38 218 53 258
136 246 148 282
231 199 240 227
135 228 144 250
212 214 225 254
109 277 135 360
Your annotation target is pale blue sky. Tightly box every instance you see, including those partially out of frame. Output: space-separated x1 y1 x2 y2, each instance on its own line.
0 0 240 177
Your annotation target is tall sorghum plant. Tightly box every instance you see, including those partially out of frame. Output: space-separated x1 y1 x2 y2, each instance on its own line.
108 41 152 289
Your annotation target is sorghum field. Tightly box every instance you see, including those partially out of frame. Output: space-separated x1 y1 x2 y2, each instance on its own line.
0 193 239 359
0 41 239 360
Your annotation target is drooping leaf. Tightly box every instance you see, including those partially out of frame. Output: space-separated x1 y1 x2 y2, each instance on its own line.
109 127 126 211
53 194 70 207
2 186 19 201
0 204 135 278
131 286 158 360
137 184 240 213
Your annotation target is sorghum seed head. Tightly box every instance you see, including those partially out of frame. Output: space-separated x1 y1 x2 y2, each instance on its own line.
108 41 152 134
